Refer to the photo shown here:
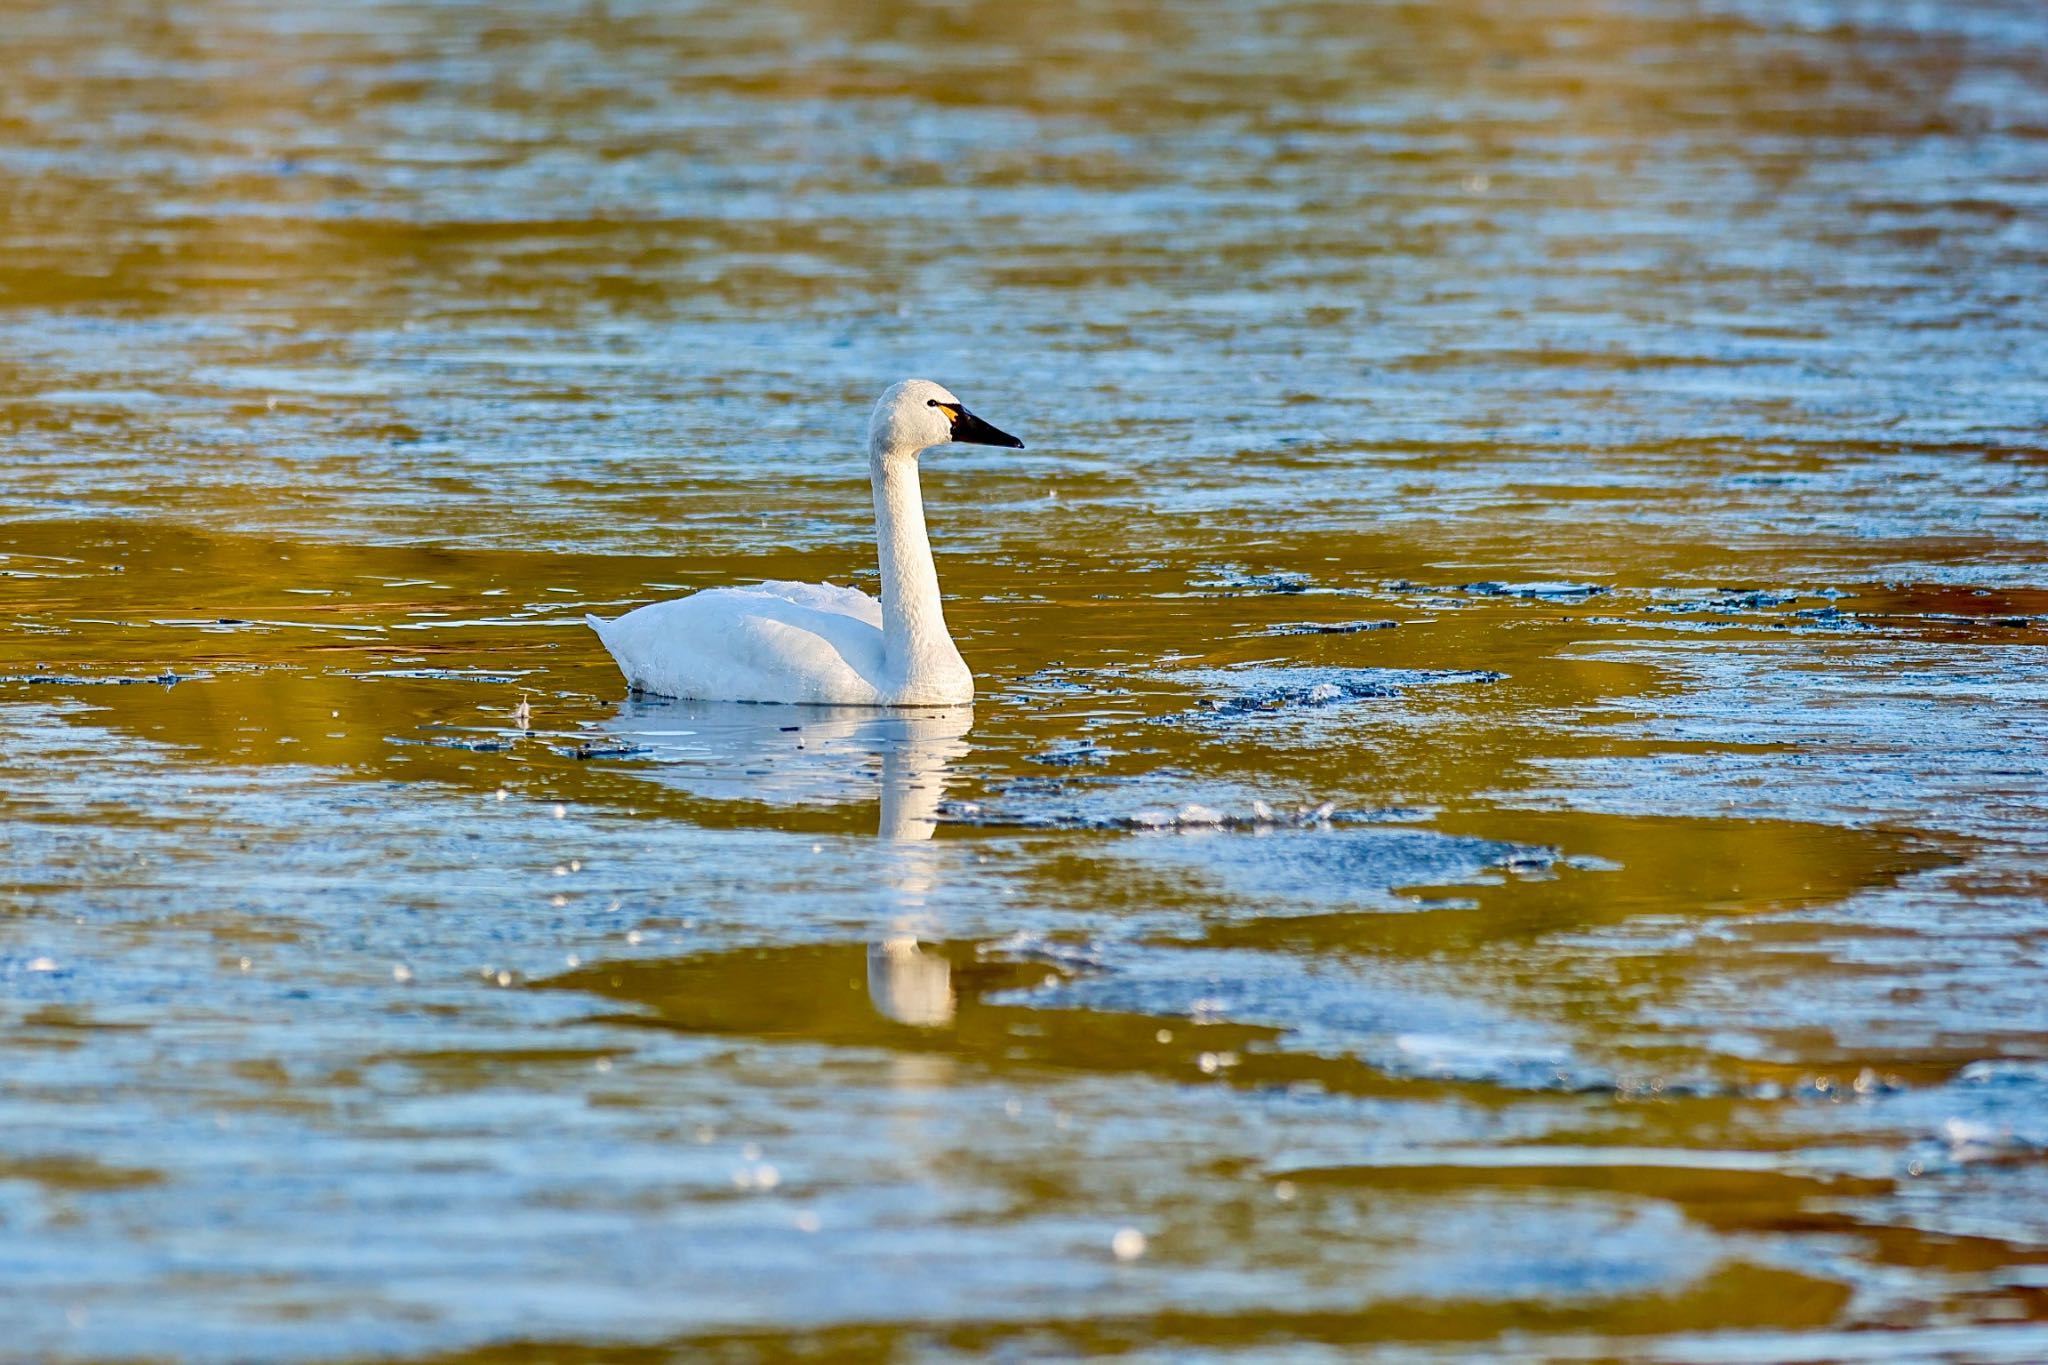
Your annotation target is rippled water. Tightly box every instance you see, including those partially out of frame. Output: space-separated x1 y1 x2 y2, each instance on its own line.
4 0 2047 1358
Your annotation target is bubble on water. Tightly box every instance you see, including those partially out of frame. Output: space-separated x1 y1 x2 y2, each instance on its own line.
551 895 568 908
593 1058 611 1073
552 865 569 876
1155 1028 1173 1044
552 804 567 819
494 789 508 802
28 957 59 973
495 970 514 987
238 957 252 972
1111 1228 1147 1261
391 963 413 984
794 1211 820 1233
564 953 581 968
1274 1180 1298 1202
626 930 643 946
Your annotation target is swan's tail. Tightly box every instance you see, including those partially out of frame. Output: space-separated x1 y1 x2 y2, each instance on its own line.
584 614 637 694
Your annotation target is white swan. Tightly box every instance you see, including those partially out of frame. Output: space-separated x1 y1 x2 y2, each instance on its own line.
586 379 1023 706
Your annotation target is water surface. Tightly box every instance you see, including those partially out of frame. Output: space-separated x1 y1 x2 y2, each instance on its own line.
3 0 2047 1358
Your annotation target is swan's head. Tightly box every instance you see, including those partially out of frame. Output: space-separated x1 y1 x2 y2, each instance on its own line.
870 379 1024 458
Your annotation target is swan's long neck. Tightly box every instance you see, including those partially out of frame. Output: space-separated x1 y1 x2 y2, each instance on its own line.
870 443 966 693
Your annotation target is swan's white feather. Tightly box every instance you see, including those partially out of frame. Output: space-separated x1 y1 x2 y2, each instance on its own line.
742 578 883 628
588 581 888 705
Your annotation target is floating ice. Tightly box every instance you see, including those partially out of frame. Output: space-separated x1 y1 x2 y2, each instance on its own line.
1455 581 1608 600
1028 739 1111 767
1168 665 1504 724
1256 620 1399 636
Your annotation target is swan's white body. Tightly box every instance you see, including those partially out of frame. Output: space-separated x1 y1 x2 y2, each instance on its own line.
588 579 908 706
587 380 1022 706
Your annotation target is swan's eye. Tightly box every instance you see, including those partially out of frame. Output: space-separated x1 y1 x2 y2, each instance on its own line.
927 399 939 406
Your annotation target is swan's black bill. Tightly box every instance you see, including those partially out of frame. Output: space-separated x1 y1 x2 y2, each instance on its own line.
950 408 1025 449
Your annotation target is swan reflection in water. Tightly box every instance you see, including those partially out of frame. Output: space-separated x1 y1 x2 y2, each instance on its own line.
591 698 971 1027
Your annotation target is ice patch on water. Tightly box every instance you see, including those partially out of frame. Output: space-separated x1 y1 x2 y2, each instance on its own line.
1184 565 1315 595
983 931 1106 973
949 751 1365 830
1772 1058 2048 1251
0 671 192 687
1377 1196 1714 1301
1168 664 1504 723
1646 588 1803 614
1113 825 1552 913
346 667 535 682
1254 619 1400 636
1117 800 1336 831
1926 1061 2048 1165
1026 739 1111 767
992 945 1600 1092
944 795 1337 831
1454 580 1609 600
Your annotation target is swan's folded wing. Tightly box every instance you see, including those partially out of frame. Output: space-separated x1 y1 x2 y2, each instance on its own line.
746 580 884 629
586 585 887 704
